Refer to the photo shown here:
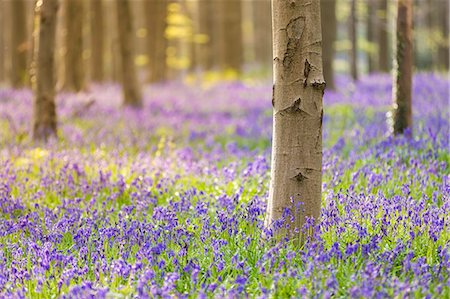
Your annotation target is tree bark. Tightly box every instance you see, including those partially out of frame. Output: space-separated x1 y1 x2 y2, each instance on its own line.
266 0 324 241
116 0 142 107
320 0 336 90
349 0 358 80
197 0 214 71
219 0 243 72
145 0 167 83
11 0 29 87
367 0 375 73
392 0 413 135
0 0 5 84
253 0 272 69
378 0 390 72
31 0 58 141
63 0 84 91
90 0 104 82
438 0 449 70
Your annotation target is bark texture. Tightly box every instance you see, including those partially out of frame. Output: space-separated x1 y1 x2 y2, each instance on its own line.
145 0 167 83
90 0 104 82
253 0 272 68
392 0 413 135
349 0 358 80
266 0 324 240
11 0 29 87
378 0 390 72
320 0 336 90
31 0 58 141
63 0 84 91
116 0 142 107
219 0 243 72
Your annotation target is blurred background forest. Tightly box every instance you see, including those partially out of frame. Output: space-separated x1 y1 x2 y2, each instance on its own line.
0 0 448 90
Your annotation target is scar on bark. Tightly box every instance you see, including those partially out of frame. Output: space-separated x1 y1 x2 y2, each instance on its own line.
303 59 311 87
277 98 313 117
291 168 314 182
283 17 305 69
272 85 275 107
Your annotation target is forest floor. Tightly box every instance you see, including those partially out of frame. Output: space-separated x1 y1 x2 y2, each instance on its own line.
0 73 449 298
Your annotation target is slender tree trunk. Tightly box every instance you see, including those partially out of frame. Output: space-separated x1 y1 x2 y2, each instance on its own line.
90 0 104 82
144 0 157 82
116 0 142 107
349 0 358 80
266 0 324 241
31 0 58 141
320 0 336 90
253 0 272 69
378 0 389 72
197 0 214 71
367 0 375 73
63 0 84 91
147 0 167 83
392 0 413 135
220 0 243 72
0 0 5 84
11 0 28 87
438 0 449 70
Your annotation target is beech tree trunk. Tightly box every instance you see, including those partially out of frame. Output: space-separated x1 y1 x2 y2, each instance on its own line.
220 0 243 72
63 0 84 91
90 0 104 82
146 0 167 83
349 0 358 80
0 1 5 84
11 0 28 87
392 0 413 135
116 0 142 107
253 0 272 69
320 0 336 90
197 0 214 71
31 0 58 141
378 0 389 72
266 0 324 241
367 0 375 73
438 0 449 70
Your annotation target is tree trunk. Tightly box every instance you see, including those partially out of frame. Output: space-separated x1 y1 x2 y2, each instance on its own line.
197 0 214 71
438 0 449 70
320 0 336 90
266 0 324 241
0 0 5 84
116 0 142 107
367 0 375 73
253 0 272 69
11 0 28 87
63 0 84 92
378 0 389 72
349 0 358 80
146 0 167 83
392 0 413 135
90 0 104 82
220 0 243 72
31 0 58 141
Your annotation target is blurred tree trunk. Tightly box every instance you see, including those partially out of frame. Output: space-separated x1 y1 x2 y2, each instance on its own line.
0 0 5 84
116 0 142 107
349 0 358 80
220 0 243 72
197 0 214 71
31 0 58 141
63 0 84 91
367 0 375 73
146 0 167 83
253 0 272 69
267 0 324 242
11 0 28 87
438 0 449 70
90 0 104 82
392 0 413 135
378 0 389 72
321 0 336 90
